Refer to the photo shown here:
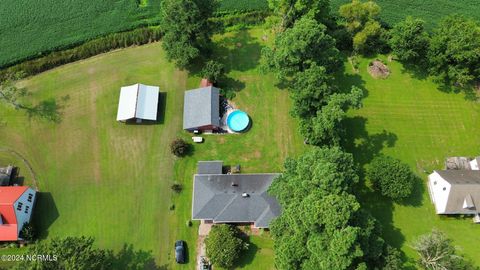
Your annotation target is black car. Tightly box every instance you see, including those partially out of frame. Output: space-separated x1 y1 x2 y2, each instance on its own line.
175 240 186 264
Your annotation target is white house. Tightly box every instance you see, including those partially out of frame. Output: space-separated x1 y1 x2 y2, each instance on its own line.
116 83 159 122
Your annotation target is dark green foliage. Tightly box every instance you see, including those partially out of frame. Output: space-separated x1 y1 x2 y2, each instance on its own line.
382 246 403 270
366 155 415 201
389 17 430 63
413 230 479 270
160 0 217 68
170 138 191 157
428 15 480 87
171 183 183 193
0 28 162 81
267 0 332 29
16 236 112 270
261 17 340 81
269 148 385 270
290 64 334 118
0 0 162 68
201 60 225 83
205 224 248 269
300 86 363 146
19 222 36 242
218 0 269 12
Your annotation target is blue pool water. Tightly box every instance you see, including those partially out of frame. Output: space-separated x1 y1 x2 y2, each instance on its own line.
227 110 250 132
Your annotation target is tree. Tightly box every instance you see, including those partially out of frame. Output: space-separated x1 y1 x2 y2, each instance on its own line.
19 222 35 242
269 147 386 270
300 86 363 146
267 0 331 30
261 17 340 82
366 155 415 201
205 224 248 269
382 245 403 270
170 138 191 157
290 64 334 118
428 15 480 87
389 17 430 63
160 0 217 68
200 60 225 84
339 0 385 53
0 76 28 109
16 237 112 270
412 230 476 270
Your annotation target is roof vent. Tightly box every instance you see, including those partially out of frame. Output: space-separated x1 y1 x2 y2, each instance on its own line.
231 182 238 187
242 193 249 198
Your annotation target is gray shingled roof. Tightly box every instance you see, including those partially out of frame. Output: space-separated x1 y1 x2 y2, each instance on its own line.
0 166 13 186
197 161 223 175
436 170 480 214
192 173 281 228
183 86 220 130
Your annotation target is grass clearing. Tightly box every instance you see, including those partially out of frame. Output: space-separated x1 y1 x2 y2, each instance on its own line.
0 28 305 269
339 56 480 268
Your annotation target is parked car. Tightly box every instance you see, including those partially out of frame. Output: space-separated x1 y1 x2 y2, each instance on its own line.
175 240 185 264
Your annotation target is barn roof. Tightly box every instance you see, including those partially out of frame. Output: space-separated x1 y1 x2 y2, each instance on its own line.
116 84 159 121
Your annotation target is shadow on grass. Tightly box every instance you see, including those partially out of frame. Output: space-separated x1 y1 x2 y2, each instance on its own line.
33 192 59 239
213 31 263 73
26 98 64 123
236 240 258 268
111 244 169 270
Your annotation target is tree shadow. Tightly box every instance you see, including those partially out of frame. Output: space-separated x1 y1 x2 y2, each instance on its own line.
236 239 258 268
26 98 64 123
217 76 245 99
33 192 60 239
110 244 168 270
399 61 430 81
397 175 425 207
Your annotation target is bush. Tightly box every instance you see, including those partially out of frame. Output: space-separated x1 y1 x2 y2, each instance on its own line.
366 155 415 201
205 224 248 269
171 183 183 193
170 138 190 157
201 60 225 84
19 222 35 242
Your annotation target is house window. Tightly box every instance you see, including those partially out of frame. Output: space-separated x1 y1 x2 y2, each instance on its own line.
24 206 30 214
27 193 33 202
443 187 446 191
433 181 437 185
17 202 23 211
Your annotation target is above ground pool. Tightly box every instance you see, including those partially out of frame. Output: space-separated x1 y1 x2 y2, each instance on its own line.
227 110 250 132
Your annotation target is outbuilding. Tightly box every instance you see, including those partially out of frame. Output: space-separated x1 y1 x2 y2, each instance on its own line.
183 86 220 132
116 83 159 122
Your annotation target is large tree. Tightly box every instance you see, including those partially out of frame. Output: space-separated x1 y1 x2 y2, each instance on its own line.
269 147 386 270
160 0 217 68
300 86 363 146
339 0 384 53
205 224 248 269
428 15 480 87
290 64 334 118
261 17 340 82
267 0 331 30
389 17 430 63
0 76 28 110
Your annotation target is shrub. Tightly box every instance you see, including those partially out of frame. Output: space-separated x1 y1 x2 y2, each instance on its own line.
170 138 190 157
366 155 415 201
19 222 35 242
206 224 248 269
200 60 225 84
171 183 183 193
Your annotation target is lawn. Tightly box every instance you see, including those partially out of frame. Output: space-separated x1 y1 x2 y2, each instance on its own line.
339 56 480 268
0 28 305 269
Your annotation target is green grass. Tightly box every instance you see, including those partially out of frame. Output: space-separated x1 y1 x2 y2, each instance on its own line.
339 56 480 268
331 0 480 30
0 28 304 269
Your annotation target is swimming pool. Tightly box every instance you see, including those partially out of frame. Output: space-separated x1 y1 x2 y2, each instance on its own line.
226 110 250 132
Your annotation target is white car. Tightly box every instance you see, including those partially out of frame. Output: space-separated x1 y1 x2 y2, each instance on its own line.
192 136 204 143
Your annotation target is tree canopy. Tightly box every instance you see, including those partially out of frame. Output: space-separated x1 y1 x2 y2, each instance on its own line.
269 147 386 270
300 86 363 146
261 17 340 81
428 15 480 87
205 224 248 269
160 0 217 68
389 17 430 63
267 0 332 30
366 155 415 201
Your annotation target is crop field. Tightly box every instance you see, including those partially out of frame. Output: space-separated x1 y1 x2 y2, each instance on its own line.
218 0 268 13
331 0 480 29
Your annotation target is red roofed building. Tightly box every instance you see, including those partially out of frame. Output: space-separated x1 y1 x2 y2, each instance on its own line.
0 186 36 241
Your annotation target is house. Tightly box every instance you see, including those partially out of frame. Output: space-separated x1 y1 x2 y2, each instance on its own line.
428 156 480 221
183 86 220 132
116 83 159 122
0 186 36 241
0 165 13 186
192 161 281 228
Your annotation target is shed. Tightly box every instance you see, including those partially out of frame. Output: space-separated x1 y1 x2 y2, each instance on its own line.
183 86 220 131
116 83 159 122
